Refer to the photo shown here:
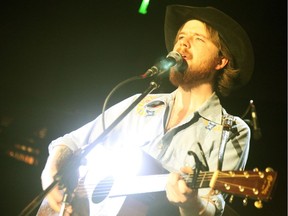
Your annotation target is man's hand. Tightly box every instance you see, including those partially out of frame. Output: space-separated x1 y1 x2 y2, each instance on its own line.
166 166 216 216
166 166 198 208
40 145 74 215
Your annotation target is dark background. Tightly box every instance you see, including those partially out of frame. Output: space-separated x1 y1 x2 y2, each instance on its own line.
0 0 286 215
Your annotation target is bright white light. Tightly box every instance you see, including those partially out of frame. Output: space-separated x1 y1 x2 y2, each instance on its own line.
83 144 143 181
80 144 168 215
109 146 143 177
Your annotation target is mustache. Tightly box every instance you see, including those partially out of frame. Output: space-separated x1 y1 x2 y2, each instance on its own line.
174 48 191 60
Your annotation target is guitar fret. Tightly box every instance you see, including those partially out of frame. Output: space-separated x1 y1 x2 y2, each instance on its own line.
198 172 207 187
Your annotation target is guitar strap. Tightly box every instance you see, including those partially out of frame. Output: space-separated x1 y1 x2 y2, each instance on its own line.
218 111 241 216
218 111 235 171
196 109 236 172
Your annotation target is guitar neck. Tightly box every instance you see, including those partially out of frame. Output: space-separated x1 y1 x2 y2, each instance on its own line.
106 168 277 203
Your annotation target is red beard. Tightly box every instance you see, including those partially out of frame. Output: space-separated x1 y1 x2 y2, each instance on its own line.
169 58 219 88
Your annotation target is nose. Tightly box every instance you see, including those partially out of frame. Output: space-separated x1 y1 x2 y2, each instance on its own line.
179 37 190 49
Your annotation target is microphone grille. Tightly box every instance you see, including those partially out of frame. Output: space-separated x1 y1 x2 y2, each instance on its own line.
166 51 183 64
167 51 188 73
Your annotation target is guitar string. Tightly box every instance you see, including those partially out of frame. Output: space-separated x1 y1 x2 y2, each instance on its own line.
74 173 263 193
72 172 265 196
74 174 216 193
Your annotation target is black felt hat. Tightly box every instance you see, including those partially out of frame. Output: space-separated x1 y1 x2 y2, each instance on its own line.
165 5 254 86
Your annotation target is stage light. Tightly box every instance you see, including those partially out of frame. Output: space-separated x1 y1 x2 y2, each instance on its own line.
138 0 150 14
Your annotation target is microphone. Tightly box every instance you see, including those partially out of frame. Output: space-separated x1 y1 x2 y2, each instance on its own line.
250 100 262 140
142 51 187 78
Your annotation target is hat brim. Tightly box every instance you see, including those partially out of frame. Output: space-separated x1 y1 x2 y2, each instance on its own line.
164 5 254 86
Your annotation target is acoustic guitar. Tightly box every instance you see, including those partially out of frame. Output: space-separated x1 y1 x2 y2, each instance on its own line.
37 150 277 216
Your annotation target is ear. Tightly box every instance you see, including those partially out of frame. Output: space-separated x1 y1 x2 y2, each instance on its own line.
215 57 229 70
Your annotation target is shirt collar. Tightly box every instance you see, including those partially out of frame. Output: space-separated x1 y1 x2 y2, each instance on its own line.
197 92 223 124
143 91 223 124
144 91 176 109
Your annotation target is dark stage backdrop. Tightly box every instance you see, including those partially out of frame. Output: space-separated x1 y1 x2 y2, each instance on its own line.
0 0 286 215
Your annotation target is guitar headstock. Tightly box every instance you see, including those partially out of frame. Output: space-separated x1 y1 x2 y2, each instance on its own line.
211 167 277 208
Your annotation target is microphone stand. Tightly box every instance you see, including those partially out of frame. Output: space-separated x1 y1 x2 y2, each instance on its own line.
18 78 161 216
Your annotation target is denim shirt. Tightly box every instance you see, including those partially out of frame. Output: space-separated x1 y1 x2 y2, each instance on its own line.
48 91 250 216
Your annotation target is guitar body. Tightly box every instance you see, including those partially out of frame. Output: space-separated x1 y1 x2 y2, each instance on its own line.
37 149 179 216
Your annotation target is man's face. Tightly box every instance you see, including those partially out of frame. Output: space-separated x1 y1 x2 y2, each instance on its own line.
170 20 222 88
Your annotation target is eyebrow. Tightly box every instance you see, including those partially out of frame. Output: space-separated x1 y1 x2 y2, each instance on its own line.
178 32 209 40
194 33 209 39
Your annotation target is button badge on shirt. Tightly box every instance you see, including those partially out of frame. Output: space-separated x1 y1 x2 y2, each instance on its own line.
205 121 217 131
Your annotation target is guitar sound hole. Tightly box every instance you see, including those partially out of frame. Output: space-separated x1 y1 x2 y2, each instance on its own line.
92 176 114 204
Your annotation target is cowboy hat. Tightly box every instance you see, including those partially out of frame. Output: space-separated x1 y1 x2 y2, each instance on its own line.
164 5 254 86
